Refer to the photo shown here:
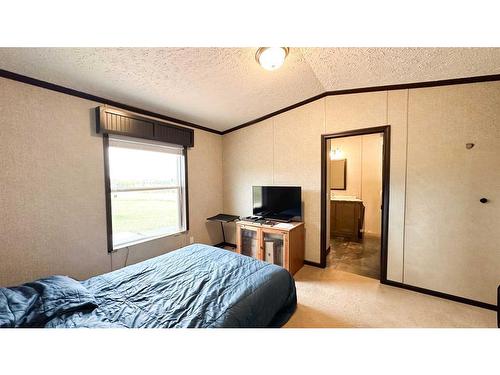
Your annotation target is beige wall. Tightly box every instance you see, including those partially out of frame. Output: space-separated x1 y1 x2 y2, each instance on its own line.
330 137 362 197
222 119 275 245
386 90 408 282
325 91 408 276
222 100 326 263
327 91 409 281
330 133 383 236
0 77 223 286
404 82 500 305
360 134 383 236
2 75 499 305
223 83 500 304
223 91 404 268
326 139 331 252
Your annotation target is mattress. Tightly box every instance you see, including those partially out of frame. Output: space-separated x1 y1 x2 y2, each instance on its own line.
1 244 297 328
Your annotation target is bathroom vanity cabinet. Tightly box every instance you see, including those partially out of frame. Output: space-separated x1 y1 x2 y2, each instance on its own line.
330 199 365 241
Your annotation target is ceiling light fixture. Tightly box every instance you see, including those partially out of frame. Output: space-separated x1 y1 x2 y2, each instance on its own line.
255 47 289 71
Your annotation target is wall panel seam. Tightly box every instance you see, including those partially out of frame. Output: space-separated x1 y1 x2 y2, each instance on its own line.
386 90 389 124
272 118 275 185
360 136 364 199
402 89 410 283
324 97 327 133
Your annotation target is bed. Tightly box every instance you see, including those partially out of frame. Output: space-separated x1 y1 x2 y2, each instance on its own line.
0 244 297 328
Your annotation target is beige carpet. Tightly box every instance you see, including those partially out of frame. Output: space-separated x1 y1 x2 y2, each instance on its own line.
284 265 496 328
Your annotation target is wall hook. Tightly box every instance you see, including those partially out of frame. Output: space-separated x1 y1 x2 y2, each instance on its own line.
466 143 475 149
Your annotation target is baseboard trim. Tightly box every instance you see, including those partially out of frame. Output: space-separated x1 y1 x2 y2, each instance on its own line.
214 242 236 249
304 260 325 268
382 279 497 311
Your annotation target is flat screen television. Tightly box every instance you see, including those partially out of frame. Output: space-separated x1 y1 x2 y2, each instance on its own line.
252 186 302 222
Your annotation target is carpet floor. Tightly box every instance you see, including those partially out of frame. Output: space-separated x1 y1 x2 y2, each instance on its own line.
284 265 496 328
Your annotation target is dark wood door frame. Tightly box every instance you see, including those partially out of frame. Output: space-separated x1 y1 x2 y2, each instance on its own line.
320 125 391 282
318 125 497 311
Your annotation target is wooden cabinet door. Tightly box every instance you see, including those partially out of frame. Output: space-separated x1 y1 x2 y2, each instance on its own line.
237 224 261 259
338 202 356 234
332 201 356 237
261 228 288 269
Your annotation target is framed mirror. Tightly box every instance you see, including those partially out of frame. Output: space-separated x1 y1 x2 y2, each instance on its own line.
331 159 346 190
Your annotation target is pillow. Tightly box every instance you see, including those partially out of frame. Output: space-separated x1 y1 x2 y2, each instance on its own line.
0 275 98 328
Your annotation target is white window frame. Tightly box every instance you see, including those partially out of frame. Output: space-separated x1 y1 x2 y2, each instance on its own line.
104 134 188 251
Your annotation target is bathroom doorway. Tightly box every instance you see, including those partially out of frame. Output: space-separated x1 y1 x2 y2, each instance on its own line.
320 126 390 281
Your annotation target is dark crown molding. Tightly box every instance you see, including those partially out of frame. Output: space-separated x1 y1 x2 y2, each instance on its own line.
3 68 500 136
0 69 222 135
221 73 500 134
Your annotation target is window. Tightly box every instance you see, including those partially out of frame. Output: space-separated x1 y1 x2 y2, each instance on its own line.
106 135 187 250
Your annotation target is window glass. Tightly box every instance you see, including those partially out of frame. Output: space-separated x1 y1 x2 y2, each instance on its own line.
107 136 186 249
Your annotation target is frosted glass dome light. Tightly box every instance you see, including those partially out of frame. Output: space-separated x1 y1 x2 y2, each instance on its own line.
256 47 289 71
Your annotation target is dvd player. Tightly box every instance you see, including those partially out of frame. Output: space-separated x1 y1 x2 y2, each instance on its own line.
242 216 277 226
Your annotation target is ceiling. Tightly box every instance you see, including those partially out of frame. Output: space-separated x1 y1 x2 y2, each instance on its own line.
1 48 500 132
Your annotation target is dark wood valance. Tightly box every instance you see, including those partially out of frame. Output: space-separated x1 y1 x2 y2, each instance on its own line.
96 106 194 147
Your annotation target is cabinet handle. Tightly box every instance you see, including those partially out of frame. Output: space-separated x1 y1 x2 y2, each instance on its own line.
480 198 488 203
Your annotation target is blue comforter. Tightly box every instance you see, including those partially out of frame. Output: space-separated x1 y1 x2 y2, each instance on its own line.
0 244 297 328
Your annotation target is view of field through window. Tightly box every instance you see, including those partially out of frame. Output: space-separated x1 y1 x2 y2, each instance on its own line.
108 139 185 248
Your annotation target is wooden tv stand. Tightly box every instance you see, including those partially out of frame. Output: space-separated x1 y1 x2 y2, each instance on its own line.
235 220 304 275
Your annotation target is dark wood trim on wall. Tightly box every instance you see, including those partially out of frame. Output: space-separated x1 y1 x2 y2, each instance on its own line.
380 126 391 282
224 92 327 134
222 73 500 134
3 68 500 136
4 66 498 310
102 135 191 253
0 69 221 135
96 106 194 147
102 134 114 253
304 247 330 268
382 279 497 311
183 146 190 232
304 260 323 268
321 126 497 311
320 126 391 274
320 133 328 268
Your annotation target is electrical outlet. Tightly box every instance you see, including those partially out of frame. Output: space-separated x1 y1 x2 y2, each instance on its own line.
189 236 194 244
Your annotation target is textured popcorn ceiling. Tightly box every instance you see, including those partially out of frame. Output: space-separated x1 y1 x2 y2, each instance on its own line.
1 48 499 131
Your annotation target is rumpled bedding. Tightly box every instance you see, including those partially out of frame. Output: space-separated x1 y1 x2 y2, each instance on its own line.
0 275 98 327
0 244 297 328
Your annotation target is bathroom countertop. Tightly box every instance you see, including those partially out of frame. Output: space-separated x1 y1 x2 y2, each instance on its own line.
331 197 363 202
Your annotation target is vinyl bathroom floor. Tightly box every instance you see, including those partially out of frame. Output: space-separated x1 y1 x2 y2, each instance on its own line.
328 235 381 279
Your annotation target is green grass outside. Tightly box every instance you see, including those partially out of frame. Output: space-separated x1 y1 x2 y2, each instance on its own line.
111 190 179 234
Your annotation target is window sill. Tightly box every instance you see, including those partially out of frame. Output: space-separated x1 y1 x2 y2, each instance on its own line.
110 230 188 253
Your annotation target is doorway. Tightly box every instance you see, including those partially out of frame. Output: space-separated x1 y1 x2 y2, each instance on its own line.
320 126 390 281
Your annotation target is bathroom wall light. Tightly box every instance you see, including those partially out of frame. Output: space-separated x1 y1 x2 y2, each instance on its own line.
330 148 344 160
255 47 289 71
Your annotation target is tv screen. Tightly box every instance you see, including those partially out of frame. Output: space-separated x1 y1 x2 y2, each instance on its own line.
252 186 302 222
